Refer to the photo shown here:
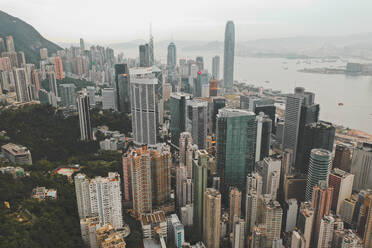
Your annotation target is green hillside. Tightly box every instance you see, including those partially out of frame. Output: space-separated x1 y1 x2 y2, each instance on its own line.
0 10 62 66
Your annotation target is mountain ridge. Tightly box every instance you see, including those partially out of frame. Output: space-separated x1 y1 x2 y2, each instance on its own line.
0 10 62 65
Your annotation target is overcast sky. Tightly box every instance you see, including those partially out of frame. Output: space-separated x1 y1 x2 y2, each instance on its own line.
2 0 372 43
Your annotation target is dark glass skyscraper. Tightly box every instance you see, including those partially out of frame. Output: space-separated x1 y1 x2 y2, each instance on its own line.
216 108 256 195
223 21 235 89
167 42 176 69
115 64 130 113
170 93 191 146
296 121 335 174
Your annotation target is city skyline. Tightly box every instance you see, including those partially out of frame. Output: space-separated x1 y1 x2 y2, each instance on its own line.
2 0 372 43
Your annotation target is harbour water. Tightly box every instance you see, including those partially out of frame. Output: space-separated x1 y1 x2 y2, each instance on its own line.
125 48 372 134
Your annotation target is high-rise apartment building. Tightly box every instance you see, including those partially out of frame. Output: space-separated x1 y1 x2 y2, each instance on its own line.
317 215 335 248
232 218 245 248
13 68 30 102
229 188 242 230
47 71 58 97
262 199 283 247
77 89 93 141
167 214 184 248
179 132 193 178
305 149 332 201
351 142 372 191
17 52 26 67
209 78 218 97
339 198 356 226
193 150 208 238
216 108 256 194
53 56 64 79
130 76 158 146
212 55 220 80
329 168 354 214
58 84 76 107
284 198 298 232
5 36 15 52
223 21 235 89
296 202 314 248
123 146 152 217
74 172 123 229
311 181 333 247
170 93 191 146
256 157 281 199
203 188 221 248
86 86 95 107
80 38 85 51
186 99 208 149
150 144 171 206
40 48 48 60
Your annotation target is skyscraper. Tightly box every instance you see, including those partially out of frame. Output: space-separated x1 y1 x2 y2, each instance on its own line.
317 215 334 248
13 68 30 102
130 76 158 146
40 48 48 60
350 142 372 191
282 92 303 168
364 203 372 248
193 150 208 238
179 132 193 178
102 88 117 110
210 97 226 134
114 64 129 112
186 99 208 149
297 202 314 248
203 188 221 248
167 42 177 69
305 149 332 201
170 93 191 146
232 218 245 248
86 86 96 107
139 44 147 67
196 56 204 71
53 56 64 79
223 21 235 89
256 157 281 199
58 84 76 107
212 55 220 80
262 199 283 247
74 172 123 229
150 144 172 206
48 71 58 97
209 78 218 97
216 108 256 194
311 181 333 247
229 188 242 230
124 146 152 217
329 168 354 214
77 89 93 141
255 113 272 162
296 121 335 173
80 38 85 51
333 144 351 172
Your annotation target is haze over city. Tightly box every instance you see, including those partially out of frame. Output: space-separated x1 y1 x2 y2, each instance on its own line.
3 0 372 42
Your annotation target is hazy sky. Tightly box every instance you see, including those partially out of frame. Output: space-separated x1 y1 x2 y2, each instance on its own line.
2 0 372 43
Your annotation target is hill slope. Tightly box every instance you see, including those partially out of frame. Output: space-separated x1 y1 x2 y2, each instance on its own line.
0 10 62 65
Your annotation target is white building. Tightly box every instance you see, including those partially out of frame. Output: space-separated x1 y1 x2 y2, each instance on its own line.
180 204 193 226
167 214 185 248
232 218 245 248
74 173 123 229
102 88 116 110
1 143 32 165
256 157 281 199
285 199 298 232
317 215 334 248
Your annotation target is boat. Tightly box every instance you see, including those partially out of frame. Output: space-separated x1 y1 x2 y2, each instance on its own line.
265 80 270 84
338 103 344 106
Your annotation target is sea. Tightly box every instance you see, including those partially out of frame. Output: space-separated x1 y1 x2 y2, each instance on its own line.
121 48 372 134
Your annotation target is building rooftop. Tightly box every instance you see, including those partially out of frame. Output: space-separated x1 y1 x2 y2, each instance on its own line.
141 211 166 226
1 143 30 156
217 108 255 118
